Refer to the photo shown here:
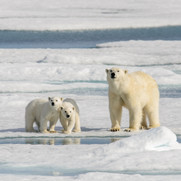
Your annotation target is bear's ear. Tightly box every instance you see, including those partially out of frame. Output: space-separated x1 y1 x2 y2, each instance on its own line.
105 69 109 74
124 70 128 74
60 97 63 101
72 107 75 110
48 97 51 101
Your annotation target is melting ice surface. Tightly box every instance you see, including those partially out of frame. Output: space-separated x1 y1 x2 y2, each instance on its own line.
0 0 181 180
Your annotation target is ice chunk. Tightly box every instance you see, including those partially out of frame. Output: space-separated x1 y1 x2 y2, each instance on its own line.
110 127 181 151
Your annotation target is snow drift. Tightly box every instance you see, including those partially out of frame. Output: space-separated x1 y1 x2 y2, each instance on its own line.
108 127 181 152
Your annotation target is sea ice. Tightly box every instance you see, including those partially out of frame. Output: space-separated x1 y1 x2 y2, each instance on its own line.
108 127 181 152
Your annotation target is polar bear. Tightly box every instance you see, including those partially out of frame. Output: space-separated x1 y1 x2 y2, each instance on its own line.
106 67 160 132
60 98 81 134
25 97 63 133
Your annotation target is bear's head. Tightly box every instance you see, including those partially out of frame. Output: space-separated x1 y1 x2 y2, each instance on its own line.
48 97 63 111
60 102 75 119
106 67 128 82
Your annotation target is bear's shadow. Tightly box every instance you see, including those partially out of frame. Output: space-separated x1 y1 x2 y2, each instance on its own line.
0 128 25 132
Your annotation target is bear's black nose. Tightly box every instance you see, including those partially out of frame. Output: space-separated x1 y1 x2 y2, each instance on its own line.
111 72 115 79
51 102 55 106
66 115 70 118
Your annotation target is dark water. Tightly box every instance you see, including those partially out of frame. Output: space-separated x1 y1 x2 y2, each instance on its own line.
1 25 181 48
0 137 123 145
0 135 180 145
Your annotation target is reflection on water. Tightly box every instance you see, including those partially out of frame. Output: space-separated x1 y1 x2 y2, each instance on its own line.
0 137 123 145
1 135 180 145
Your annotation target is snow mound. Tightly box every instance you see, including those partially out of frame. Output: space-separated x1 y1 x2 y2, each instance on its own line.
110 127 181 151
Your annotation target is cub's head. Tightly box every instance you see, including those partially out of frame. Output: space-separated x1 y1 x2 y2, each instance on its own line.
48 97 63 111
106 67 128 82
61 102 75 119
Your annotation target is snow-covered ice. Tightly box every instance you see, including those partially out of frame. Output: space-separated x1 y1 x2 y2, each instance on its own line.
0 0 181 180
0 0 181 30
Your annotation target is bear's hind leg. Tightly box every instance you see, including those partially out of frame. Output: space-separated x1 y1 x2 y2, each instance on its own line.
140 109 148 130
146 106 160 129
125 106 142 132
25 114 36 132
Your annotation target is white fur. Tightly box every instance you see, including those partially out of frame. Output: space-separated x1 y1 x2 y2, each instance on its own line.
25 97 63 133
60 98 81 134
106 67 160 132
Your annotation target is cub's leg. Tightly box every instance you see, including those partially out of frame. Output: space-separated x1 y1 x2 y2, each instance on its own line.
40 118 49 133
64 118 75 134
49 117 58 133
73 115 81 132
60 118 68 131
25 113 36 132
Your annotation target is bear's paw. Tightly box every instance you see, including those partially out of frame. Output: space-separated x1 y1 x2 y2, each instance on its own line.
40 130 50 133
124 128 138 132
49 130 58 133
63 130 71 134
73 129 81 133
110 127 120 132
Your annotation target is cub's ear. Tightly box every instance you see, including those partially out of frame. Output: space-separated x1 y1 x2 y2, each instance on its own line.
48 97 51 101
60 97 63 101
72 107 75 110
124 70 128 74
105 69 109 73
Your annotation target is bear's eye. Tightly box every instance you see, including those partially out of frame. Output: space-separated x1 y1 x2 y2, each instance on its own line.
56 100 58 102
110 70 112 73
117 70 119 72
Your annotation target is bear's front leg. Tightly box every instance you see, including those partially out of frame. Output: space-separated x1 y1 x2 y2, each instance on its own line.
60 118 68 132
109 94 122 132
40 118 50 133
49 117 58 133
109 107 122 132
73 115 81 133
65 117 75 134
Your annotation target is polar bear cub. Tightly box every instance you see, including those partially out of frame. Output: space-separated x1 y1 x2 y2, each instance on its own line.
106 67 160 132
25 97 63 133
60 98 81 134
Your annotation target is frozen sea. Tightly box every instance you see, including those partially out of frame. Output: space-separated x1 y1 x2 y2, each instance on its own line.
0 0 181 180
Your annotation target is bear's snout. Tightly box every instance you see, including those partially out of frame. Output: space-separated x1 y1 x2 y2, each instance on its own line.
66 114 70 118
51 102 55 106
111 72 116 79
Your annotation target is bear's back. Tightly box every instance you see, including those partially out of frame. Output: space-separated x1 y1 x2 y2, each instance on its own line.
130 71 158 87
63 98 79 113
26 98 48 115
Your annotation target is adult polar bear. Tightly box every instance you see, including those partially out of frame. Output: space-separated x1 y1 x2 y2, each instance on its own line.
106 67 160 132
